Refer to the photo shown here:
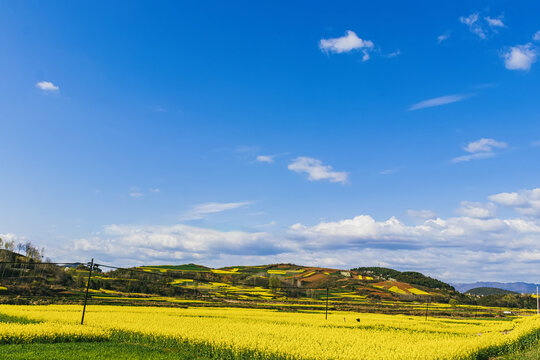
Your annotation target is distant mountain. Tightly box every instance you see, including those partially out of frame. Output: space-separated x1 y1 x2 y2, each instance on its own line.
453 282 540 294
466 287 518 296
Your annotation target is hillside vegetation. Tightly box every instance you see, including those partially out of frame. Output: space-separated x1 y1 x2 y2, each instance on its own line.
0 248 537 314
466 287 519 296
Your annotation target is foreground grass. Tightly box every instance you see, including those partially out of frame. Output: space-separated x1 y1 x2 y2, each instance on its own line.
0 332 292 360
493 341 540 360
0 342 187 360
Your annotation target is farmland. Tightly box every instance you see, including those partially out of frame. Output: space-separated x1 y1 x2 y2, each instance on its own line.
1 305 540 359
3 253 540 358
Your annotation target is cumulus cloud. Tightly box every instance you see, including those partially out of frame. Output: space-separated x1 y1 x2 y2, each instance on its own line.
452 138 507 163
319 30 374 61
489 188 540 217
287 212 540 253
0 233 27 244
63 186 540 282
457 202 497 219
72 224 283 265
502 44 538 71
408 94 469 111
256 155 274 164
288 157 348 184
35 81 59 92
181 201 251 220
534 31 540 42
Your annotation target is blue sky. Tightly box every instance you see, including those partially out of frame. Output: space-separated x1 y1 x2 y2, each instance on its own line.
1 1 540 282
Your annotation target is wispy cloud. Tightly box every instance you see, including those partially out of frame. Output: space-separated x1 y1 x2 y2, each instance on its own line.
485 16 505 28
452 138 508 163
437 33 450 43
288 157 348 184
460 13 486 39
387 49 401 58
534 31 540 42
319 30 375 61
459 13 505 39
502 44 538 71
256 155 275 164
181 201 251 220
408 94 469 111
36 81 59 92
406 209 436 220
379 166 403 175
129 191 144 198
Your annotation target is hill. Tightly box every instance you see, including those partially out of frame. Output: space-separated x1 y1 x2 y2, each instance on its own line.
0 253 465 308
454 282 540 294
352 267 455 291
466 287 519 296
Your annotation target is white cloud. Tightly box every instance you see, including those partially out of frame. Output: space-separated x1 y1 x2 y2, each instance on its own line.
451 152 496 163
460 13 486 39
319 30 374 61
387 49 400 58
62 186 540 282
489 188 540 217
256 155 274 164
452 138 507 163
437 33 450 43
502 44 538 71
534 31 540 42
129 191 144 198
379 167 401 175
0 233 26 243
531 140 540 147
485 16 505 28
182 201 251 220
35 81 59 92
408 94 469 111
464 138 507 153
406 209 437 220
288 157 348 184
72 223 282 265
149 188 160 193
457 202 497 219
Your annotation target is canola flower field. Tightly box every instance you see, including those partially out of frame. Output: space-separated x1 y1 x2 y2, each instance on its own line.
1 305 540 359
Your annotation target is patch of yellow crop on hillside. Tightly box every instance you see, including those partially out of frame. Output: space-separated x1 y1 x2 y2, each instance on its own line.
409 288 430 295
388 286 407 295
267 270 287 275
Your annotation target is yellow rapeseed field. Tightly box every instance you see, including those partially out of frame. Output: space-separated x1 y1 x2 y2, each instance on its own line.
1 304 540 359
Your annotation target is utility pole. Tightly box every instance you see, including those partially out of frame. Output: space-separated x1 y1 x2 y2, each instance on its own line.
536 286 540 315
81 258 94 325
325 287 329 320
